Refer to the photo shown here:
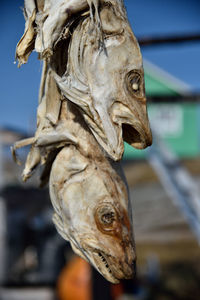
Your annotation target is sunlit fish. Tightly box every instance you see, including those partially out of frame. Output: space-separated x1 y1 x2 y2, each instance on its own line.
16 0 152 160
54 0 152 160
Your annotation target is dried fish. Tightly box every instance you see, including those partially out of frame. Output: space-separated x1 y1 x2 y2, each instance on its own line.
49 101 136 284
16 0 152 159
13 92 136 283
13 0 153 283
35 0 94 57
54 2 152 159
16 0 99 63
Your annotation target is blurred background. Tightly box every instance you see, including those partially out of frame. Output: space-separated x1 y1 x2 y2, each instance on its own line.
0 0 200 299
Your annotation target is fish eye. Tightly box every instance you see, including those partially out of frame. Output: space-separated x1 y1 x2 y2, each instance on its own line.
132 82 139 91
101 211 115 225
95 204 117 231
125 70 144 97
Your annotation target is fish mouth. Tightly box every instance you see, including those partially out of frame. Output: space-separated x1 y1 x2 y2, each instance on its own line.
70 238 136 283
70 241 119 283
122 122 152 149
92 250 136 284
111 102 152 151
95 251 118 284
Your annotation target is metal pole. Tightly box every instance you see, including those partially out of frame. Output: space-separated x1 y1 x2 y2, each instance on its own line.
147 134 200 244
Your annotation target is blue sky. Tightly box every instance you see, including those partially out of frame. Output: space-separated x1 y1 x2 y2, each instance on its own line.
1 0 200 132
126 0 200 92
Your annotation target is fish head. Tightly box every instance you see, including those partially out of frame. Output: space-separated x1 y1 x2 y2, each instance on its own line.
62 170 136 283
50 148 136 283
85 4 152 157
81 200 136 284
54 3 152 159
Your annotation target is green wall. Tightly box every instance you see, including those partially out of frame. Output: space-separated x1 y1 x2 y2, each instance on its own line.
124 103 199 159
144 73 179 96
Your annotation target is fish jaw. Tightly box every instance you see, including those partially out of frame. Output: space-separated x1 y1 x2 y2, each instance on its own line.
66 233 136 284
111 101 152 150
91 239 136 284
92 249 136 283
53 211 136 284
92 251 121 284
122 120 152 150
63 199 136 284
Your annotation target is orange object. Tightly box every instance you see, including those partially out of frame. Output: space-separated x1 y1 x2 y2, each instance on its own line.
57 256 92 300
111 282 123 300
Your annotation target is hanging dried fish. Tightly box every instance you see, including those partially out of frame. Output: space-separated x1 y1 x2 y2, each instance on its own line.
16 0 152 159
13 85 136 283
54 1 152 160
14 0 152 283
50 101 136 284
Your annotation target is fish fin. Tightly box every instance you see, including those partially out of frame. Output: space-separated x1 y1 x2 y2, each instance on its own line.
11 137 36 165
16 8 36 66
22 146 41 182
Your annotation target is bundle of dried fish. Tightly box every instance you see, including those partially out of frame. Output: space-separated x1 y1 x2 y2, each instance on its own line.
14 0 152 283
